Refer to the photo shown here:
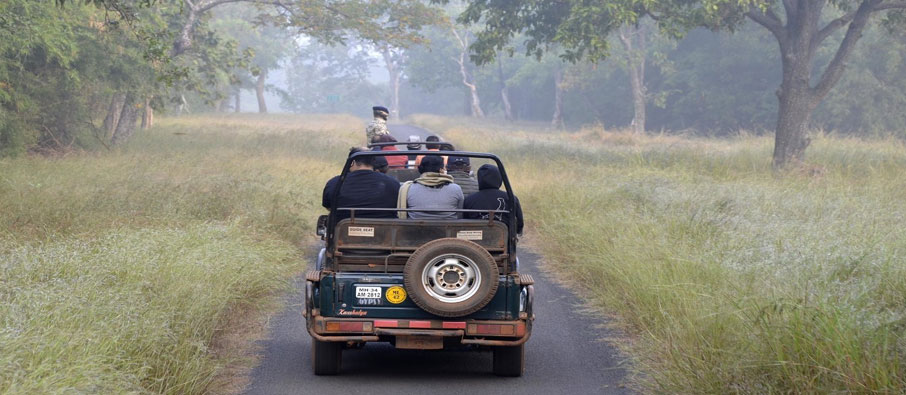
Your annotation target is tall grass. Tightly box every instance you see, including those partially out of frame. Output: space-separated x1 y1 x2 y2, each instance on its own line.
411 114 906 392
0 114 360 393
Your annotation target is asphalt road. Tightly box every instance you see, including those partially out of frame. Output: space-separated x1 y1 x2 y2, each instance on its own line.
243 125 631 395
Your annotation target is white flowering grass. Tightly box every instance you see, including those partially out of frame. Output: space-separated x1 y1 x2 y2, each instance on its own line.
418 115 906 392
0 114 359 394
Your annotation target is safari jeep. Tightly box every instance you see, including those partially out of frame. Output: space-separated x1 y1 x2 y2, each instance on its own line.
303 146 534 376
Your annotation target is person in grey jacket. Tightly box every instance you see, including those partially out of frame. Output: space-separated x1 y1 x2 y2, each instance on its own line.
446 156 479 197
402 155 463 219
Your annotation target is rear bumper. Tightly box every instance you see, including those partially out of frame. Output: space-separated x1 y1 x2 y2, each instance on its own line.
306 316 533 346
304 281 534 347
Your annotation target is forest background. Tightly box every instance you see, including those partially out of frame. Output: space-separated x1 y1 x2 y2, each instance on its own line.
4 0 906 162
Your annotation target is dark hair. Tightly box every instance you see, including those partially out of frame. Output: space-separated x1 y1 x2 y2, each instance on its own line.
375 134 397 143
373 156 389 173
418 155 444 173
425 135 440 150
349 147 374 167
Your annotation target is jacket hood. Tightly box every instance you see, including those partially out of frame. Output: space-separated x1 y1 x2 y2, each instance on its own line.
477 164 502 190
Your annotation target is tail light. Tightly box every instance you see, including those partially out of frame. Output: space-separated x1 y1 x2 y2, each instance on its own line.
325 321 373 333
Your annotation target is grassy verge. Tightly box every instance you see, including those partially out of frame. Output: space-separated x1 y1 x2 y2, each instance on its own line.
0 114 359 393
411 114 906 392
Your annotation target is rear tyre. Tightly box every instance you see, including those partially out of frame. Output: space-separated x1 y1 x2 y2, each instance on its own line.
492 344 525 377
311 338 342 375
404 238 499 317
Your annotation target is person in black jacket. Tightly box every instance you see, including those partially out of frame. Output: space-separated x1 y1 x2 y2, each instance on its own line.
463 164 524 235
322 147 400 220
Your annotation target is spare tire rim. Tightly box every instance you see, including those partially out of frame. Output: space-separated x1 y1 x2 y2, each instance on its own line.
421 253 481 303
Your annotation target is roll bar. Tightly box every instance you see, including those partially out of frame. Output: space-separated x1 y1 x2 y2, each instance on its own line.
325 149 518 264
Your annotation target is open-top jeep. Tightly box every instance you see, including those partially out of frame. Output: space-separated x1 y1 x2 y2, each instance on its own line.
304 145 534 376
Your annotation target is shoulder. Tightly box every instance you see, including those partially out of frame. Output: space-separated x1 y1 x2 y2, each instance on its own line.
380 173 401 186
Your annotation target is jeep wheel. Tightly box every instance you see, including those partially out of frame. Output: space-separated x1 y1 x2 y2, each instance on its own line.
404 238 498 317
492 344 525 377
311 338 342 375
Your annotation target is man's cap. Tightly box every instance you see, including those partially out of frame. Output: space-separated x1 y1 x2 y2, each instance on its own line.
447 156 470 167
373 106 389 115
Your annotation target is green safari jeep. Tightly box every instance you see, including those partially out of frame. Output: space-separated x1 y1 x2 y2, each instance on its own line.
303 146 534 376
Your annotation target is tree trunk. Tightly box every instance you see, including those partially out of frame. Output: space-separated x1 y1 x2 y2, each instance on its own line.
111 94 139 146
172 8 198 56
234 90 241 113
451 27 485 118
551 66 565 129
140 97 154 130
256 70 268 114
381 47 402 119
620 24 647 135
497 59 514 121
102 93 126 138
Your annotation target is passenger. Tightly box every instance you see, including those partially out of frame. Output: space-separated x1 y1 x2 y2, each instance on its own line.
365 106 390 144
322 147 400 220
373 134 408 169
405 135 421 168
373 156 389 174
463 164 524 235
415 135 447 166
399 155 463 220
446 156 479 197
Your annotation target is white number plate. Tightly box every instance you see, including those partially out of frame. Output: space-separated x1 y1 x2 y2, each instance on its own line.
355 286 382 299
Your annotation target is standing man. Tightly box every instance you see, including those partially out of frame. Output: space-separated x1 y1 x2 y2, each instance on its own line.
365 106 391 144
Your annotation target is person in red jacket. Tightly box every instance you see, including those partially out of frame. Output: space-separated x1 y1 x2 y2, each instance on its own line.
373 134 408 169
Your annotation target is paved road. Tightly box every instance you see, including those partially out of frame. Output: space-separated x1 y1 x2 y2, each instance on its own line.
243 125 631 395
387 124 436 141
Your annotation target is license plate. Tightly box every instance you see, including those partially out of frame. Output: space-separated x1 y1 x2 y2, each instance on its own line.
355 286 382 299
396 336 444 350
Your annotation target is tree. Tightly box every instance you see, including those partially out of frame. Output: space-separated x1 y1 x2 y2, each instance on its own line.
619 23 647 134
458 0 906 169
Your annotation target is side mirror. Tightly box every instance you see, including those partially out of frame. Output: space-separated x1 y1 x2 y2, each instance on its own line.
316 215 328 238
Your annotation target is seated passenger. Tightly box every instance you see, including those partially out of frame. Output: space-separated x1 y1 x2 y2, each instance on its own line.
415 135 447 166
446 156 479 197
400 155 463 219
406 135 421 168
322 147 400 220
373 134 408 169
372 156 389 174
463 164 524 235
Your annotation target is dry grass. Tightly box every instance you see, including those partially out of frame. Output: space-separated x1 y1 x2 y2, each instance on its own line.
0 114 361 394
412 114 906 393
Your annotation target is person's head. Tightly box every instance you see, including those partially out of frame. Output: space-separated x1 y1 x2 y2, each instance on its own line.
417 155 445 174
406 135 422 150
372 106 389 120
372 156 389 173
425 135 440 150
348 147 375 171
373 134 397 146
446 156 471 173
477 164 503 190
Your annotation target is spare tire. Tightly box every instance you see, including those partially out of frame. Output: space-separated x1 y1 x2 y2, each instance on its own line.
404 238 499 317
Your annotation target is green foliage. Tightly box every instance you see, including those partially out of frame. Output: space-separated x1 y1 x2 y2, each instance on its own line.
280 42 383 113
